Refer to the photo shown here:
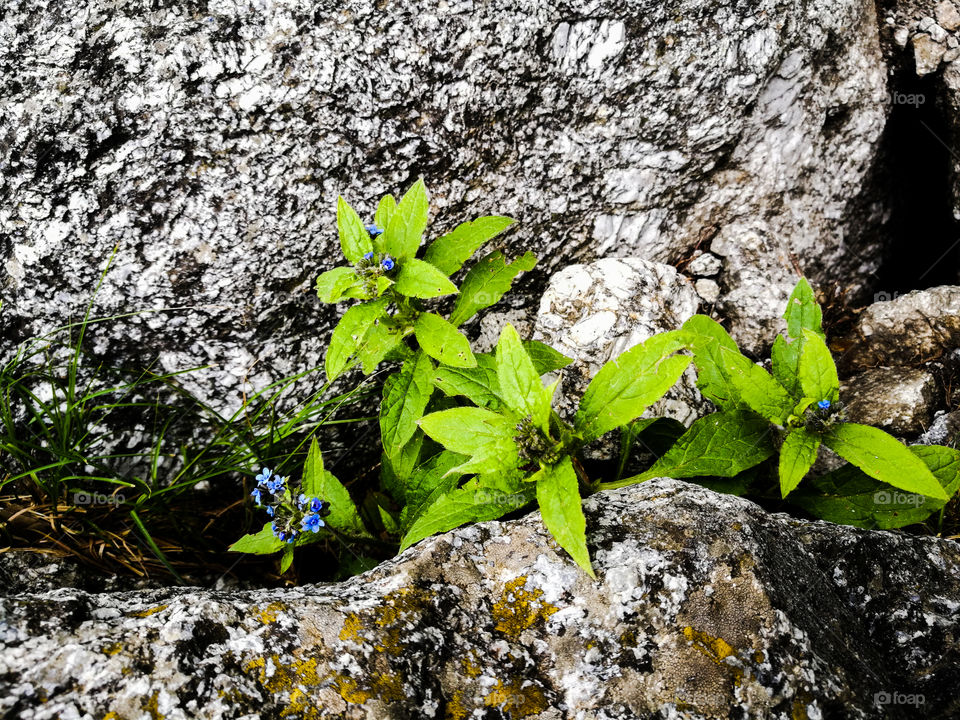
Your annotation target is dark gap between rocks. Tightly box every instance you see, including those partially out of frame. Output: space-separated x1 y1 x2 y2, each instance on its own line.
875 69 960 296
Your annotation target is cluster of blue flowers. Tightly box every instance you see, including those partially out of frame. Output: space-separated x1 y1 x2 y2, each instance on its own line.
251 468 330 544
358 224 396 272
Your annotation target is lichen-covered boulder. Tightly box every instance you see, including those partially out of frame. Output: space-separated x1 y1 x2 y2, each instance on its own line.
2 479 957 719
1 0 890 408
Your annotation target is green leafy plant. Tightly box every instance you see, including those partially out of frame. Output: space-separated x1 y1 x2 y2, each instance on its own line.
601 279 954 515
229 439 375 573
412 324 691 576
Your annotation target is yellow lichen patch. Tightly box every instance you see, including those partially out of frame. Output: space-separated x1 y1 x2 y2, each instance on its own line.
141 691 164 720
754 650 765 664
682 626 736 664
243 654 324 719
339 586 431 654
483 677 548 717
491 576 558 637
331 669 405 706
792 697 809 720
103 712 125 720
460 652 483 678
445 689 468 720
338 613 363 643
101 642 123 656
256 601 286 624
127 605 168 618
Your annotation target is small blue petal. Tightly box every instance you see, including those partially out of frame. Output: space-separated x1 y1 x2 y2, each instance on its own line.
308 497 324 513
363 251 374 260
266 506 275 517
365 224 383 237
255 467 273 485
381 257 395 271
817 400 832 410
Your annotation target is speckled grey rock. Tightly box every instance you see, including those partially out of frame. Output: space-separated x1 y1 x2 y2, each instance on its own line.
1 0 892 410
1 479 958 719
841 366 940 435
532 258 708 433
849 286 960 368
918 408 960 445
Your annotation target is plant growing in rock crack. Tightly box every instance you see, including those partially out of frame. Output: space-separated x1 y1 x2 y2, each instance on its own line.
411 324 692 576
599 279 958 524
230 439 372 573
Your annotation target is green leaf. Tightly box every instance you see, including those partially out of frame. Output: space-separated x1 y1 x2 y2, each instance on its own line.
380 431 425 504
496 324 552 430
380 352 435 459
374 194 397 239
316 266 360 303
303 438 368 535
337 196 373 265
789 445 960 529
378 505 400 534
402 450 466 517
681 315 744 408
399 483 529 551
631 410 775 483
784 277 824 340
279 546 294 573
325 299 388 380
778 426 821 497
432 355 503 410
797 330 839 404
383 179 429 261
575 331 691 443
771 335 802 398
392 258 459 298
424 216 515 275
523 341 574 374
717 345 794 425
823 424 949 501
356 320 405 374
535 459 594 578
449 251 537 327
229 523 284 554
414 313 477 368
418 407 519 475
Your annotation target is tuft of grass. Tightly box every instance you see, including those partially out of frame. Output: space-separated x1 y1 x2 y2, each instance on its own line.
0 254 376 583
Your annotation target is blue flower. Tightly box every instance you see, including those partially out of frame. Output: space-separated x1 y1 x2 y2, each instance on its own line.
817 400 832 410
250 487 264 505
381 257 395 271
266 475 286 494
265 505 275 517
308 497 324 514
365 224 383 237
271 521 282 539
255 467 273 486
285 529 298 544
363 251 374 260
301 513 325 533
297 493 307 510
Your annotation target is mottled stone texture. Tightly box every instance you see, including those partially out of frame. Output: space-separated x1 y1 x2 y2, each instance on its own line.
1 479 957 720
1 0 889 407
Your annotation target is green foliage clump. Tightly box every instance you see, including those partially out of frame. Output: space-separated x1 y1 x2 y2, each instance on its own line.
233 182 960 579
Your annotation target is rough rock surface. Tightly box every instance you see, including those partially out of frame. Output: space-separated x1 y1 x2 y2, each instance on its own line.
841 366 940 435
532 257 708 431
849 286 960 367
1 0 891 408
2 479 958 720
